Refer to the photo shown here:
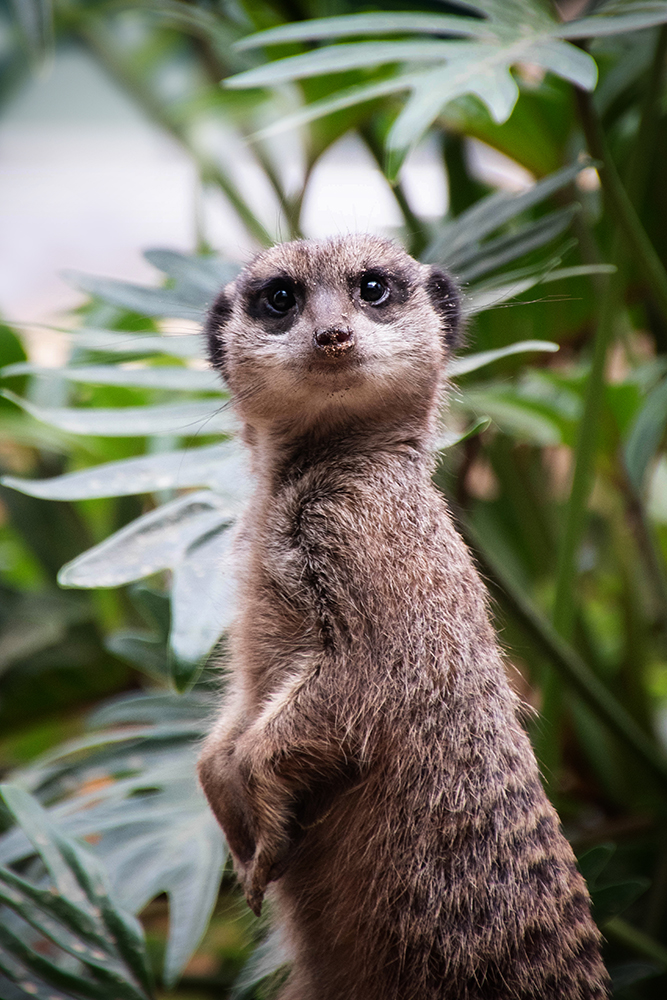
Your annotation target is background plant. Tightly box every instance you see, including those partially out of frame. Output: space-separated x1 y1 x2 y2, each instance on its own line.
2 0 667 998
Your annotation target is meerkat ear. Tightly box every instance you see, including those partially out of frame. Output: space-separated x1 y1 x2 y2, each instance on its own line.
205 288 233 377
425 267 462 351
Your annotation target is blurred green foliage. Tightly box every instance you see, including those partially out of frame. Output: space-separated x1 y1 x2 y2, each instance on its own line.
2 0 667 997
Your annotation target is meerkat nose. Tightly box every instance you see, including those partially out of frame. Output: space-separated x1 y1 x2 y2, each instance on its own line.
313 327 354 355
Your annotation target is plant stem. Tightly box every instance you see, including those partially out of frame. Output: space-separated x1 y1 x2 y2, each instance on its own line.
625 25 667 211
575 87 667 323
78 21 274 248
461 519 667 793
605 916 667 970
360 125 429 258
552 271 616 640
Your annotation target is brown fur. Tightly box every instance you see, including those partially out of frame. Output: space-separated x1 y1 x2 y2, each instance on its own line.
197 235 609 999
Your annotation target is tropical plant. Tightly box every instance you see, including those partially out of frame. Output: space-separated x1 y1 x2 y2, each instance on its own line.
2 0 667 998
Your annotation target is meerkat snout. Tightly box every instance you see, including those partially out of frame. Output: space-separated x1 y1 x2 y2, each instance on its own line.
313 326 354 356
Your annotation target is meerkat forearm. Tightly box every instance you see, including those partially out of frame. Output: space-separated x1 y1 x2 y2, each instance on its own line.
201 660 360 913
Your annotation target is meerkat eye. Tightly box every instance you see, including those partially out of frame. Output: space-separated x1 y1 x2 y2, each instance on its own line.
265 284 296 315
359 274 389 304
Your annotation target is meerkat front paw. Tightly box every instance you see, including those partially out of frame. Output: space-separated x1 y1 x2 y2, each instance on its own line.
241 852 270 916
241 838 293 916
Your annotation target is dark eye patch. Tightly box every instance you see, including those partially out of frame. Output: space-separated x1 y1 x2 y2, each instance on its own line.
243 274 301 327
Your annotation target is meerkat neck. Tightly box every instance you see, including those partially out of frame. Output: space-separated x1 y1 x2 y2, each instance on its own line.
245 417 435 488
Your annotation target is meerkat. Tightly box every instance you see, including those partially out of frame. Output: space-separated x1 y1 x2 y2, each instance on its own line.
197 234 609 1000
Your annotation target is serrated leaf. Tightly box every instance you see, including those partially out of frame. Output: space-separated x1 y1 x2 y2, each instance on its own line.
448 340 558 378
2 390 236 437
3 441 248 500
58 491 236 589
2 363 221 392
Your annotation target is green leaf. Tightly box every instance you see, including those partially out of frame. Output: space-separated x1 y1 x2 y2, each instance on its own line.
459 387 563 444
435 417 491 451
2 390 236 437
226 40 467 89
608 962 662 991
67 329 202 359
624 375 667 490
229 929 291 1000
522 38 597 89
253 74 418 139
0 786 88 907
0 785 153 1000
169 523 237 685
424 163 584 264
62 272 207 320
105 631 169 679
0 924 107 1000
235 12 488 49
229 14 598 167
456 208 578 281
386 57 519 168
57 491 237 589
0 693 219 984
556 4 667 40
2 441 248 500
144 249 239 291
577 843 615 889
2 363 221 392
448 340 558 378
591 878 650 925
0 871 145 1000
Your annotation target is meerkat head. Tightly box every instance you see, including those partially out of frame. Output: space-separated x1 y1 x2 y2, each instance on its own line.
205 235 460 441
